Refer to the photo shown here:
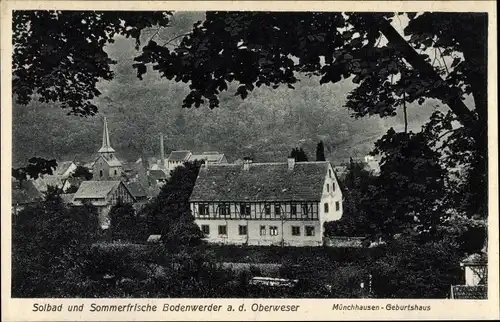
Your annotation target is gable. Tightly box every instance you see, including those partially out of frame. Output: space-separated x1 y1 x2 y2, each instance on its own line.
108 182 137 203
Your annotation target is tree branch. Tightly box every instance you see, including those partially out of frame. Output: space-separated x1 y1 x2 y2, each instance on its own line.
161 32 192 47
376 17 477 129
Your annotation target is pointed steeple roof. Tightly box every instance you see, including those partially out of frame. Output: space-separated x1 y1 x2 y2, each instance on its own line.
98 116 115 153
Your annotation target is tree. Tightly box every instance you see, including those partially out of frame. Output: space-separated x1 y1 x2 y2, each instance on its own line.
109 200 137 241
371 236 461 298
64 184 80 193
13 11 172 116
315 141 326 161
13 11 488 248
141 161 204 249
289 147 308 162
12 187 99 297
363 129 446 240
12 157 57 181
130 12 486 222
72 165 93 180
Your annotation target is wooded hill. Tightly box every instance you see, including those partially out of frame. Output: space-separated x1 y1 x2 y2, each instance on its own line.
12 13 440 166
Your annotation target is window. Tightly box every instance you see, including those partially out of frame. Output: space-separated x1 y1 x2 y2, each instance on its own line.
201 225 210 236
305 226 315 236
240 203 251 217
327 184 330 192
218 225 227 235
114 169 117 175
238 225 248 235
199 204 209 217
99 170 103 178
260 225 266 236
218 204 230 218
269 226 279 236
333 182 336 191
301 204 309 219
291 226 301 236
329 169 332 178
336 201 340 211
264 204 271 217
290 204 297 218
274 204 281 217
110 154 113 158
324 203 329 213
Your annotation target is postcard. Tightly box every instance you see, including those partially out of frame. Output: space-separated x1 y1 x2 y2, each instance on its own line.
1 1 498 321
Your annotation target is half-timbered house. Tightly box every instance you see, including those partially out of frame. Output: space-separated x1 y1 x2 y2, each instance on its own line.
72 181 136 229
189 158 343 246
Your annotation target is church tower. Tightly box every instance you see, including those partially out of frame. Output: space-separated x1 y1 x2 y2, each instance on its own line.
93 117 123 181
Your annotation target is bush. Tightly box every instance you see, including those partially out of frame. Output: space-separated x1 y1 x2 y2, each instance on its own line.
371 237 461 298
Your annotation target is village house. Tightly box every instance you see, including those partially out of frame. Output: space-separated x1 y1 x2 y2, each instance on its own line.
148 169 168 186
450 253 488 299
166 150 192 171
72 181 136 229
29 161 78 194
165 150 227 172
187 151 228 165
126 181 149 204
189 157 343 247
11 178 44 215
54 161 78 179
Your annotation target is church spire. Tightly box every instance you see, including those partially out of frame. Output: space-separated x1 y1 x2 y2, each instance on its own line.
98 116 115 153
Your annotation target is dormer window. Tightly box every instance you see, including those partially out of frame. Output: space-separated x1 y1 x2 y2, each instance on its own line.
329 169 332 178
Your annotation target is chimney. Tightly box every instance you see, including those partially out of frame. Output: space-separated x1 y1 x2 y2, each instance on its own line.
287 157 295 171
243 158 252 171
160 133 165 167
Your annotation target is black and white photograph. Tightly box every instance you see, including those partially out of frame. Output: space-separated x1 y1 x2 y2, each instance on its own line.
4 3 495 307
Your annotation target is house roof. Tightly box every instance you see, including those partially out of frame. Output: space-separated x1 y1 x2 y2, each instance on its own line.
450 285 487 299
54 161 75 176
63 176 86 188
461 253 488 265
189 161 330 202
149 169 168 180
61 193 75 204
32 175 64 192
167 150 191 162
73 181 122 199
188 152 225 163
126 182 148 198
12 179 44 205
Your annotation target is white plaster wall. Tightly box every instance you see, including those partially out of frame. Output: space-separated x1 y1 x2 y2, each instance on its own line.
195 219 323 246
319 163 343 235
